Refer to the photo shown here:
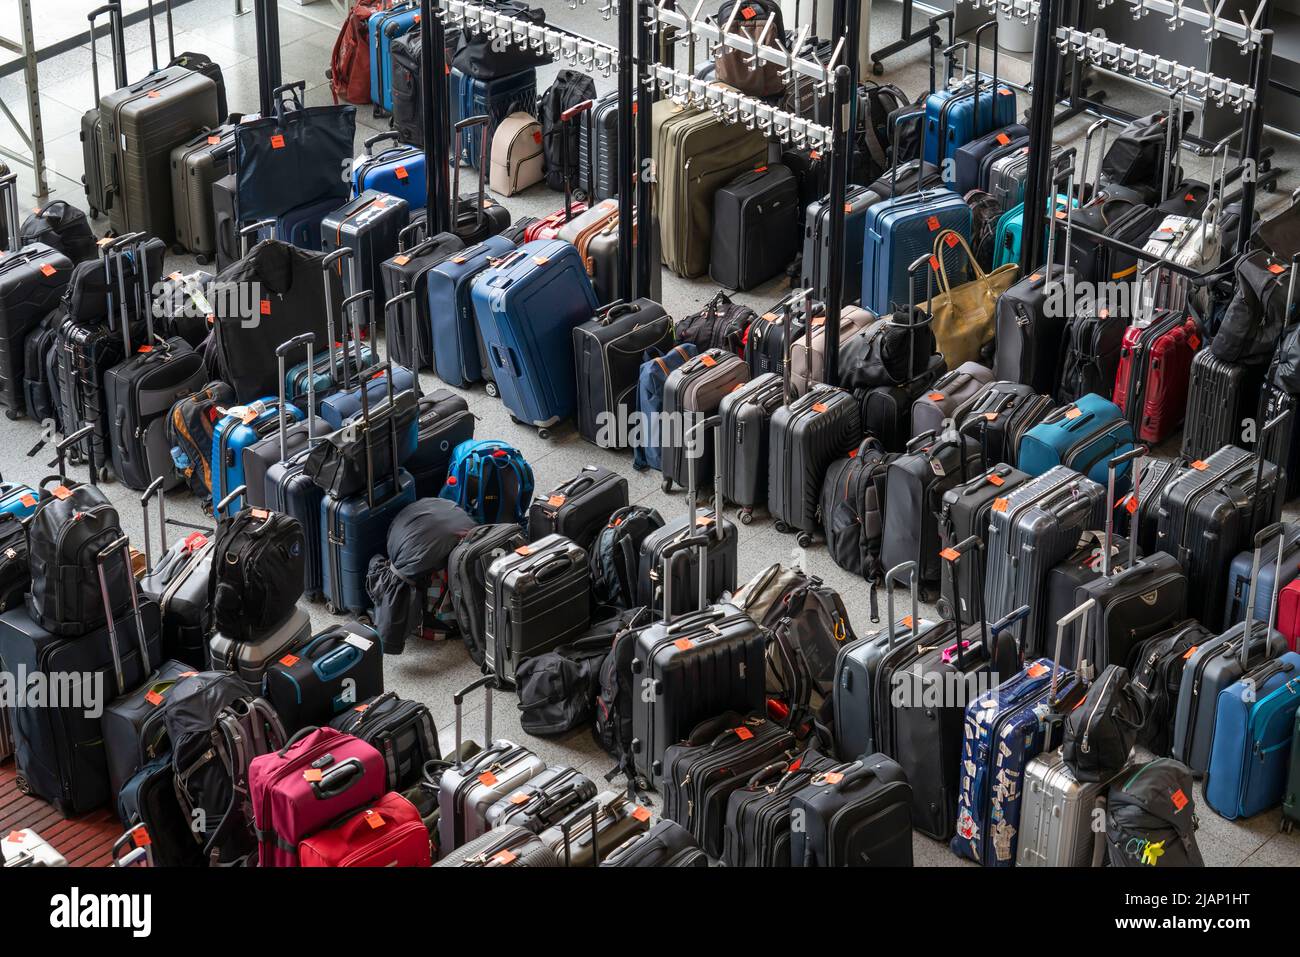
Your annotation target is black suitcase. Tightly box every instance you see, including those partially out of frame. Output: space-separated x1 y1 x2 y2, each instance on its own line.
938 463 1031 624
0 236 73 419
1129 619 1215 756
578 89 620 202
1181 348 1267 462
853 352 947 453
262 622 385 732
211 166 240 272
137 478 212 668
661 712 798 858
718 372 784 522
380 224 465 371
743 298 805 379
800 183 876 306
484 766 597 833
321 190 411 297
452 118 512 244
328 690 442 791
484 533 592 683
448 523 529 667
1120 455 1184 556
572 298 673 446
405 388 475 499
720 748 840 867
601 820 708 867
709 163 801 291
955 380 1052 466
788 752 914 866
527 466 629 552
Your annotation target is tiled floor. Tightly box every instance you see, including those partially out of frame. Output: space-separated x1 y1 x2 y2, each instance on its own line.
0 0 1297 867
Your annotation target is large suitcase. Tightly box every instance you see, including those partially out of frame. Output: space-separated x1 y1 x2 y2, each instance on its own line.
427 235 515 388
788 753 914 866
921 26 1017 167
572 298 673 447
720 749 839 867
1018 393 1137 493
320 190 411 297
719 373 784 521
450 67 538 169
99 65 220 240
660 348 751 493
80 3 124 221
1112 309 1201 443
861 185 971 315
1181 348 1266 462
170 124 234 262
471 239 600 433
0 242 72 418
800 184 878 307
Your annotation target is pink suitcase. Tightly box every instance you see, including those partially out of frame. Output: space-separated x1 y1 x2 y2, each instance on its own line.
1278 579 1300 652
248 726 386 867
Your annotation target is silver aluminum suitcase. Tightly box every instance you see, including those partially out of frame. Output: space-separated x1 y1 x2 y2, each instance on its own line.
437 676 546 856
1139 213 1221 314
984 466 1105 657
1016 749 1119 867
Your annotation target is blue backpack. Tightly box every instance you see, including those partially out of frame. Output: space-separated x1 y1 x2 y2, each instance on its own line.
632 344 698 472
439 440 534 526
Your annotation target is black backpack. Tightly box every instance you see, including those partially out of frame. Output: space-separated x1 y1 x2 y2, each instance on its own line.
588 505 665 608
208 506 305 642
1062 665 1146 783
673 291 754 356
856 82 911 180
1106 759 1204 867
837 307 936 391
539 69 597 192
0 513 30 615
516 607 651 737
1213 250 1292 367
593 613 654 785
768 579 857 730
25 480 130 637
820 437 893 591
1101 110 1189 191
19 201 98 264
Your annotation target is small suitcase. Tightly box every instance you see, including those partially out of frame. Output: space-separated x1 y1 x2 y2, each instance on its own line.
329 691 441 792
368 2 420 113
435 824 557 867
211 398 303 518
262 622 384 733
1180 348 1267 462
790 306 876 397
572 298 673 447
578 89 621 202
788 753 914 866
483 766 597 834
437 676 547 854
719 372 784 522
170 124 235 262
275 196 341 253
910 361 995 439
659 349 752 494
540 790 652 866
208 602 312 690
800 184 880 307
527 466 629 552
321 190 411 297
604 819 708 867
1018 393 1137 493
351 131 427 210
137 480 212 669
742 298 805 380
448 523 530 667
1016 749 1119 867
404 387 475 499
298 790 431 867
938 464 1032 624
0 241 73 419
720 749 840 867
427 235 516 388
381 224 465 372
709 163 801 291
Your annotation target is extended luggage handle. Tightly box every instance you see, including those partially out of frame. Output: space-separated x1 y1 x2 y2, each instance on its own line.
888 111 927 198
452 115 492 232
972 19 1001 136
1044 164 1076 286
275 331 317 464
1078 118 1110 206
239 219 275 258
557 798 604 868
683 412 723 587
385 290 424 393
100 231 144 334
561 98 597 214
1250 406 1290 535
941 535 987 670
322 246 358 387
141 0 177 76
346 291 403 511
452 675 496 768
925 10 957 95
397 221 425 253
1160 83 1189 205
1051 598 1095 701
884 560 920 649
989 604 1031 657
52 424 98 489
1243 521 1289 668
0 172 19 254
1102 444 1147 578
139 475 170 572
87 2 126 105
95 535 152 698
659 533 713 626
214 484 247 517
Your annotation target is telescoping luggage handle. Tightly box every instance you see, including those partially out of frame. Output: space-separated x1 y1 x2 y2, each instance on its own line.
1078 118 1111 205
47 424 98 490
939 535 988 671
239 219 275 259
1160 83 1190 206
557 798 604 867
87 2 126 106
559 98 595 221
344 290 402 511
99 231 145 338
1102 444 1148 578
0 171 20 254
776 286 819 399
1242 521 1289 670
1251 406 1290 533
1052 598 1095 701
322 246 361 389
452 115 492 232
1040 164 1077 287
659 414 725 625
95 535 153 698
276 332 317 464
384 290 424 399
884 560 920 647
214 484 247 518
452 674 496 770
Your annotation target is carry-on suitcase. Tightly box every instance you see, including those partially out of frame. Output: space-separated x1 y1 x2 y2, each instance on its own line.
719 748 839 867
788 753 914 866
921 25 1017 168
573 298 673 446
861 182 971 315
274 196 343 253
262 622 384 732
1181 348 1268 462
0 243 72 419
604 819 708 867
137 477 212 668
483 766 597 834
211 398 303 518
578 89 620 201
954 380 1051 470
527 466 628 552
938 464 1031 624
381 224 465 372
246 330 332 507
298 790 431 867
170 124 235 263
248 725 386 867
1018 393 1138 493
208 599 312 690
910 361 995 439
329 691 441 791
352 131 426 209
709 163 801 291
719 373 784 523
447 523 530 667
540 790 652 866
437 676 547 854
1016 749 1119 867
800 184 878 308
427 234 515 388
1112 308 1201 443
435 824 557 867
659 347 751 493
321 190 411 297
471 238 600 434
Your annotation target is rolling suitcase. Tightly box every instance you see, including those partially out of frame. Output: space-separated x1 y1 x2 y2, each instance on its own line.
604 820 707 867
80 3 125 220
321 190 411 297
800 184 877 307
790 306 876 397
137 478 212 668
0 242 72 419
1180 348 1266 462
788 753 914 866
211 398 303 518
709 163 801 291
659 348 751 492
427 234 515 388
450 67 538 169
1284 712 1300 832
368 2 420 115
955 381 1052 469
448 523 530 667
720 749 840 867
1018 393 1137 493
861 182 971 316
262 622 384 732
298 790 431 867
719 373 784 523
909 361 995 439
483 766 597 834
351 132 427 210
540 790 652 866
572 298 674 446
381 224 465 372
170 124 235 263
938 464 1031 624
921 25 1016 168
329 691 441 792
275 196 341 253
437 676 547 854
207 590 312 690
578 89 620 201
527 466 628 551
1016 749 1118 867
471 238 600 434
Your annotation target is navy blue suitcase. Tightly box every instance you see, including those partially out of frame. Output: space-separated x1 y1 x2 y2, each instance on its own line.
275 196 342 252
471 239 600 433
953 123 1027 195
451 67 538 169
427 235 515 388
320 190 411 297
921 25 1017 168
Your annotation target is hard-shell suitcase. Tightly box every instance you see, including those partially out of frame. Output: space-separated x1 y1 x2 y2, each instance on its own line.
659 348 751 492
800 184 877 307
539 790 652 866
427 234 514 388
1016 749 1119 867
320 190 411 297
719 373 784 522
451 67 539 169
471 239 600 432
527 467 628 552
262 622 384 732
0 241 72 418
709 163 801 291
80 4 123 220
438 676 547 854
483 766 597 834
1112 307 1201 444
351 131 426 210
211 398 303 518
790 306 876 397
938 464 1031 624
578 89 620 202
275 196 340 253
861 185 971 315
169 124 234 262
1223 523 1300 631
921 25 1017 167
572 298 673 447
910 361 995 439
137 479 212 668
768 381 862 544
1279 579 1300 653
208 592 312 689
1181 348 1266 462
369 2 421 114
436 824 557 867
448 523 530 667
954 124 1028 196
1018 393 1137 493
788 753 914 866
99 65 220 239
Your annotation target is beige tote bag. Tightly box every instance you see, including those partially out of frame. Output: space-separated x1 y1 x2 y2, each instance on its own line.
924 229 1019 367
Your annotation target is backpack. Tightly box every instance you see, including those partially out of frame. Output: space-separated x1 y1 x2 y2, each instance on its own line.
819 437 894 590
208 507 306 642
1212 250 1292 366
673 291 753 356
713 0 785 97
25 481 130 637
588 505 666 608
539 69 597 192
1106 759 1204 867
516 607 651 737
768 578 856 727
856 82 911 181
438 439 534 526
167 382 236 505
167 672 286 866
19 201 97 264
837 307 937 391
965 189 1003 271
593 614 653 785
1101 110 1189 191
1062 665 1146 783
632 344 698 472
22 315 60 425
329 0 386 105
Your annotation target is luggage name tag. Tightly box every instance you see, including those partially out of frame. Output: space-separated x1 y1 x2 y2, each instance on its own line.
740 6 757 18
901 615 913 629
1026 662 1048 678
478 770 499 786
1170 789 1188 812
533 130 542 145
145 689 166 707
1190 460 1208 471
929 456 946 477
147 91 161 99
509 792 531 806
927 392 945 402
131 825 152 847
995 132 1011 145
392 255 410 266
180 672 198 678
1122 494 1139 514
514 545 533 557
986 473 1004 487
700 355 717 367
20 493 36 507
260 299 272 317
182 532 208 553
732 726 754 741
395 166 409 181
1182 645 1199 660
1269 263 1286 275
343 632 374 652
51 485 71 501
820 771 844 785
811 402 828 413
926 216 940 232
363 809 385 829
531 256 549 266
673 638 694 651
1064 406 1082 419
207 135 221 145
39 263 57 277
303 769 323 782
270 134 286 150
939 547 961 562
491 849 517 865
547 494 567 508
5 830 25 843
944 233 960 248
991 497 1009 513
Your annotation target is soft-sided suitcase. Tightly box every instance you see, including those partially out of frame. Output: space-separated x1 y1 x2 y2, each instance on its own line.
437 676 547 854
0 241 72 419
527 466 628 552
1018 393 1137 493
719 373 784 522
170 124 234 262
298 790 431 867
483 766 597 834
709 163 801 291
572 298 673 447
321 190 411 297
427 235 515 388
471 239 600 433
329 691 441 792
351 131 426 210
720 748 839 867
405 388 475 498
604 819 707 867
788 753 914 866
955 381 1051 474
262 622 383 733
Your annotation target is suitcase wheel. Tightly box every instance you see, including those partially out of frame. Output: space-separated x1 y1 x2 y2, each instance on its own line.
871 61 884 76
1284 819 1295 835
196 255 210 266
15 774 30 795
326 601 340 615
537 428 551 441
484 382 499 399
4 408 21 421
797 532 813 549
775 520 788 534
661 479 673 494
739 508 753 526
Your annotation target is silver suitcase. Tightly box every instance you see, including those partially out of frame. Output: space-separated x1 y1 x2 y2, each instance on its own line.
437 676 546 857
207 604 311 689
989 144 1066 212
1016 749 1119 867
1139 213 1221 314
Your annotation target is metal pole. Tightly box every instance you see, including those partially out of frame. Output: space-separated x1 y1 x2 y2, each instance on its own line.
1020 0 1058 272
422 0 452 233
617 0 636 301
635 0 656 299
832 0 861 182
1237 30 1272 256
822 63 852 388
254 0 282 116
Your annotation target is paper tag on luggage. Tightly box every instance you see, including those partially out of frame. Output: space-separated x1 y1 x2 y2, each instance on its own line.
343 633 373 652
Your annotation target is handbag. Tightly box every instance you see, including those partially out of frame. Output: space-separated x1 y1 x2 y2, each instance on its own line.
1062 665 1146 784
924 229 1019 367
235 81 356 222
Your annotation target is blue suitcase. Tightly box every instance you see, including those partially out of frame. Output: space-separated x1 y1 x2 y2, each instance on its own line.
953 124 1027 195
0 480 39 520
369 3 420 113
451 67 538 168
861 188 971 315
427 235 515 388
212 398 303 518
317 289 418 432
471 239 600 432
275 196 342 252
1018 393 1138 494
352 133 427 211
1204 651 1300 820
1222 523 1300 630
922 25 1017 168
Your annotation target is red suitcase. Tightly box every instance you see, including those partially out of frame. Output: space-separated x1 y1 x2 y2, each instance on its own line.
1278 579 1300 652
248 726 387 867
1112 308 1201 443
298 791 431 867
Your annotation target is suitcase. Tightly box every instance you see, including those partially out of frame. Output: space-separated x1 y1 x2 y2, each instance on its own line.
719 373 784 521
99 65 220 239
483 533 592 682
262 622 384 733
938 464 1032 624
169 124 235 262
274 196 341 253
427 235 515 388
984 466 1106 657
661 712 797 857
788 753 914 866
604 819 708 867
381 225 466 372
321 190 411 297
790 306 876 397
435 824 557 867
211 169 240 272
483 766 597 834
298 790 431 867
1280 578 1300 652
1283 710 1300 832
987 143 1069 212
769 380 863 543
709 163 801 291
437 676 547 854
527 466 628 552
1181 348 1267 462
573 298 673 446
954 124 1028 196
800 184 877 307
720 749 839 867
910 361 995 439
208 603 312 690
539 790 652 866
352 132 427 210
1055 301 1128 406
137 481 212 669
861 186 972 315
921 27 1017 167
211 398 303 518
578 89 620 202
450 67 538 169
742 303 804 381
0 242 73 418
1129 618 1215 756
561 209 657 308
248 725 387 867
448 523 530 667
1222 522 1300 630
405 388 475 499
329 691 441 792
101 654 195 806
660 348 751 492
1140 214 1222 314
80 3 124 220
471 238 600 432
1016 749 1119 867
955 380 1051 467
368 2 421 114
1157 442 1282 627
1018 393 1138 493
1112 308 1201 444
